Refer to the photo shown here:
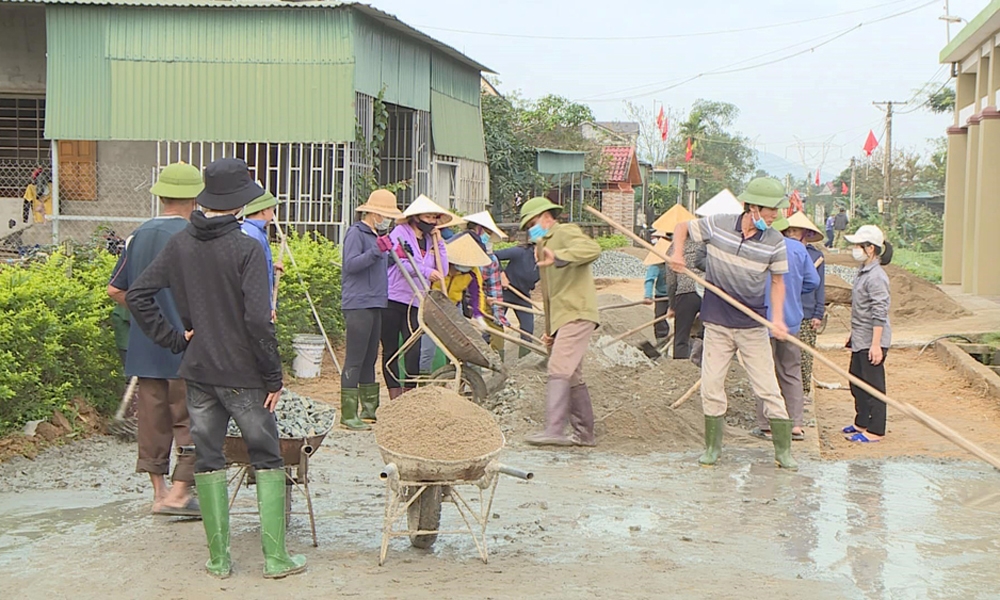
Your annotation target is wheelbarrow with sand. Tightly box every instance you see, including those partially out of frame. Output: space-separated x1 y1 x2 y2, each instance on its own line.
375 387 532 564
386 247 545 404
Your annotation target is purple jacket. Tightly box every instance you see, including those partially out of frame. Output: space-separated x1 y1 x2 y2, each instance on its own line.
387 224 449 306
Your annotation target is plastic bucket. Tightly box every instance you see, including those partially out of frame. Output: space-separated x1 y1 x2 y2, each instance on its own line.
292 334 325 379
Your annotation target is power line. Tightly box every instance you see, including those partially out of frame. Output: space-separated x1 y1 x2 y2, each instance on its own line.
578 0 939 103
414 0 916 42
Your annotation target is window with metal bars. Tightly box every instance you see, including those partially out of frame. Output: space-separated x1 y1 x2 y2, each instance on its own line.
0 96 47 161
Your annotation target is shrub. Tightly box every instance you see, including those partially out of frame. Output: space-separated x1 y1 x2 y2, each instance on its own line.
0 248 120 434
274 231 344 368
596 234 630 251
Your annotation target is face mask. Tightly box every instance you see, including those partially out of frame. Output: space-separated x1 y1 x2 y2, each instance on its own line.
480 232 491 245
528 223 548 242
750 208 767 232
415 220 435 234
456 266 472 273
375 218 392 232
852 247 867 262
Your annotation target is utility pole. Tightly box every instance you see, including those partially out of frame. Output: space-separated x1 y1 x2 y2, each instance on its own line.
849 156 856 219
873 100 907 230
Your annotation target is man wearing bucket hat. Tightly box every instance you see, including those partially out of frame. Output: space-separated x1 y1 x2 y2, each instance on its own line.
781 212 827 396
669 176 799 469
127 157 305 579
341 189 403 429
241 189 282 320
382 195 452 397
107 161 203 517
518 196 602 447
751 213 819 443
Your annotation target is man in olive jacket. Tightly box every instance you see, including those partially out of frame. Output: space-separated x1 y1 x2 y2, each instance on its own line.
519 197 601 447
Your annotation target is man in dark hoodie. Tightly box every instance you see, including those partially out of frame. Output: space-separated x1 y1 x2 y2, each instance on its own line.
127 158 305 580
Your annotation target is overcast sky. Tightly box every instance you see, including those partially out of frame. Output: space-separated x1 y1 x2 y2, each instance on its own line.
374 0 983 174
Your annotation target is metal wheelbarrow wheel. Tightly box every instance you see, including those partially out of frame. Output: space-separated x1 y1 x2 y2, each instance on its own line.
426 364 489 405
406 485 443 549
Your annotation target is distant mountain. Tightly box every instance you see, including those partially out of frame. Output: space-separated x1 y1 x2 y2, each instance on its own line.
754 150 841 184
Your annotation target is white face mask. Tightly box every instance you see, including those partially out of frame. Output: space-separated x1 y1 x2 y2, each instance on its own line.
852 247 867 262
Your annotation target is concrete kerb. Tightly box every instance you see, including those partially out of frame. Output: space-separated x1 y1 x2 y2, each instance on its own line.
935 339 1000 401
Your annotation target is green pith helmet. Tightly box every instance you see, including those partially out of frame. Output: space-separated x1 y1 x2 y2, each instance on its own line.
519 197 563 229
738 177 787 209
150 162 205 199
244 190 278 216
772 216 790 231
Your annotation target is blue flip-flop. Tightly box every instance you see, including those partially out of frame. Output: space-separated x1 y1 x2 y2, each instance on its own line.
842 425 860 434
848 432 880 443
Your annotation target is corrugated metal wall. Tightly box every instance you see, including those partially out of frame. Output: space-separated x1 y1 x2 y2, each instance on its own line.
46 6 355 142
429 52 485 162
352 12 431 112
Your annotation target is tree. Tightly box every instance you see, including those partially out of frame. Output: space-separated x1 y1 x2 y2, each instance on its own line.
482 93 545 221
924 85 955 115
668 100 757 200
623 101 676 168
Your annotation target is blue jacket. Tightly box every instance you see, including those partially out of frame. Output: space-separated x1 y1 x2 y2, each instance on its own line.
241 219 274 309
766 237 819 334
801 244 826 321
644 264 668 299
495 244 539 296
341 220 389 310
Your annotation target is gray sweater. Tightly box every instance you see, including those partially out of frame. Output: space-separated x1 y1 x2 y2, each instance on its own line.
850 261 892 351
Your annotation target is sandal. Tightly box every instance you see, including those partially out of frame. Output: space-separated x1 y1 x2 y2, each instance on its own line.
750 427 772 440
841 425 860 435
153 497 202 518
792 431 806 441
847 432 880 443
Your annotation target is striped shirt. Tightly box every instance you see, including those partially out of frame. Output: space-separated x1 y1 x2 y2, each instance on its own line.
688 213 788 329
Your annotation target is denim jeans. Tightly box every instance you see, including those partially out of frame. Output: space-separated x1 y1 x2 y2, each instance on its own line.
186 381 283 472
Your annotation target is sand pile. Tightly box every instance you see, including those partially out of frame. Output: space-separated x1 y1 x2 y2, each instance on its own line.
597 294 656 346
884 265 967 322
375 386 503 461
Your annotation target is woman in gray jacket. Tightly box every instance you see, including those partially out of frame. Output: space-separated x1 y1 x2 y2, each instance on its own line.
339 190 403 430
841 225 893 443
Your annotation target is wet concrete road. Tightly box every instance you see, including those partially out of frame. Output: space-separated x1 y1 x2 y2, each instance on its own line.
1 437 999 599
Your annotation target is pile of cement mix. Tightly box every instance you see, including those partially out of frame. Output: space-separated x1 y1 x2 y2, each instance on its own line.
375 386 503 461
597 294 656 346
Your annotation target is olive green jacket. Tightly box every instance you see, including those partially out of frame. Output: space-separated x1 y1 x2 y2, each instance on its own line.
537 223 601 334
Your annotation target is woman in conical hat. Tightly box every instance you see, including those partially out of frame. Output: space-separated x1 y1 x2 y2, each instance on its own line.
381 195 452 398
442 232 493 324
461 211 511 356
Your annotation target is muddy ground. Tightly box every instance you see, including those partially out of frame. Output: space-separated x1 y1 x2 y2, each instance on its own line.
4 276 1000 599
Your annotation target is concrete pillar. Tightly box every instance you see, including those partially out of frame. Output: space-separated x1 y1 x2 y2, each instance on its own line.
974 107 1000 296
942 126 967 285
962 117 980 293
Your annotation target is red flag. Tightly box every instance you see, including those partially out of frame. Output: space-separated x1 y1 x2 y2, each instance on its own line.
787 189 803 217
656 107 664 129
685 137 693 162
660 118 669 141
863 130 879 156
815 169 820 186
841 182 849 195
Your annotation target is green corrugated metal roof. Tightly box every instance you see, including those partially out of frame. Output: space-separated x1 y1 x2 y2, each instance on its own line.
353 10 431 111
430 91 485 162
8 0 492 72
535 148 585 175
940 0 1000 63
46 5 355 141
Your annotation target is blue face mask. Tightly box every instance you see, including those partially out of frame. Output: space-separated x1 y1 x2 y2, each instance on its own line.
750 208 767 232
528 224 548 242
480 232 490 245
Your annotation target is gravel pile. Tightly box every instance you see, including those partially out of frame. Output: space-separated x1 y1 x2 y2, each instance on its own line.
227 390 336 439
826 264 857 285
592 251 647 279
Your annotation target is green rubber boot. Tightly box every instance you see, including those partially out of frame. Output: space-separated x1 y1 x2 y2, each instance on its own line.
358 383 380 422
339 388 371 431
256 469 307 579
193 470 232 578
770 418 799 470
699 415 725 466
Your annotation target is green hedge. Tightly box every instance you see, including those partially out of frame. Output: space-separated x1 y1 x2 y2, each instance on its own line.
0 247 120 435
274 231 344 368
595 234 630 251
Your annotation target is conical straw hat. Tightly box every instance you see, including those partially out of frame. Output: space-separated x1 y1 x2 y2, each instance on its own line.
643 238 672 266
651 204 695 235
445 232 491 268
785 211 825 244
463 211 508 239
398 194 456 225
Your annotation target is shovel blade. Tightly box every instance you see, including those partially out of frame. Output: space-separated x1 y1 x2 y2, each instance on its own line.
639 341 661 359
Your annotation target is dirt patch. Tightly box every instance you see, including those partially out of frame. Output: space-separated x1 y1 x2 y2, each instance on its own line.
597 293 656 345
813 348 1000 461
614 246 648 260
375 386 503 461
0 399 107 463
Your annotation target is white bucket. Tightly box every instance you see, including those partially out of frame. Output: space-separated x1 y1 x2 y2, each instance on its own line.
292 334 325 379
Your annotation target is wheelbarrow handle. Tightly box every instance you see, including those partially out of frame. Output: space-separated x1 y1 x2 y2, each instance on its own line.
402 246 432 292
388 246 424 298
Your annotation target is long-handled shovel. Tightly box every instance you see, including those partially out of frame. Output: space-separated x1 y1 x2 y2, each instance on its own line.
586 205 1000 472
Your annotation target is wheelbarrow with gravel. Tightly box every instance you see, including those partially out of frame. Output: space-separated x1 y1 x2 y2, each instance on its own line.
387 247 536 404
375 388 533 565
